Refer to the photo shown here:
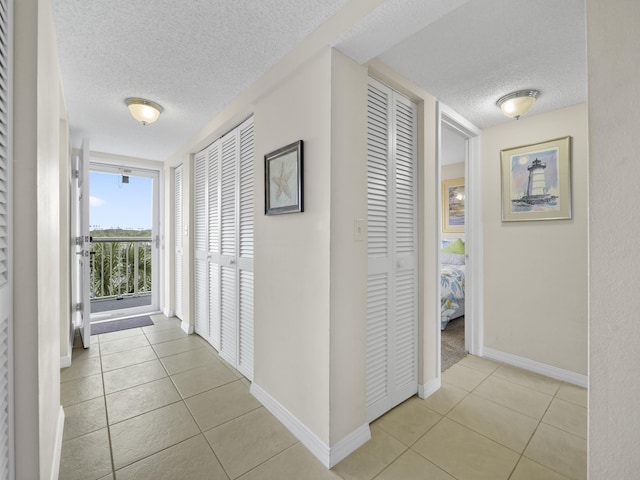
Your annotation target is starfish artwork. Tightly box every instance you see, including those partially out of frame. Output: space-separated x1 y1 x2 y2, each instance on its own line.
272 160 294 202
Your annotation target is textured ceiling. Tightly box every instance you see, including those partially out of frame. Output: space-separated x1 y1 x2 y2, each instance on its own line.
375 0 587 128
51 0 349 160
51 0 586 161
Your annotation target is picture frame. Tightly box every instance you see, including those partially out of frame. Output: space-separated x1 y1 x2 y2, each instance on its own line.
264 140 304 215
501 136 572 222
442 177 465 233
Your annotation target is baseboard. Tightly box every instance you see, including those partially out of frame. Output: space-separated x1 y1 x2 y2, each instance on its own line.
50 406 65 480
162 308 175 318
181 320 193 334
418 377 441 399
60 352 71 369
60 321 75 368
482 347 588 388
329 423 370 468
250 382 370 468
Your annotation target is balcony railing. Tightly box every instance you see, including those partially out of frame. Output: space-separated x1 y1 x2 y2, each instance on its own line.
90 237 152 301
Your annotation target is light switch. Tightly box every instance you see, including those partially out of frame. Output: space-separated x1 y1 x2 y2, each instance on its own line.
354 218 365 241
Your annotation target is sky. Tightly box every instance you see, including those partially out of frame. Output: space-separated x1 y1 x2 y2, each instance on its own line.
90 171 153 230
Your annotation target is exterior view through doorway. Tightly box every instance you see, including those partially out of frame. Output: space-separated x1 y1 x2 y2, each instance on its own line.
89 164 161 325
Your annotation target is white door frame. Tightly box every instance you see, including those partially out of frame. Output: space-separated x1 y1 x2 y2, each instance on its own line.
438 103 483 356
71 140 92 347
88 161 162 322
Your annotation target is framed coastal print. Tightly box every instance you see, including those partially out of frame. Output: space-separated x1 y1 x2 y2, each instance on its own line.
501 136 572 222
265 140 304 215
442 177 465 233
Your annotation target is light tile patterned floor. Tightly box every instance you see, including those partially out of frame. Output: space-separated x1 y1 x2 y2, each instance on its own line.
59 314 587 480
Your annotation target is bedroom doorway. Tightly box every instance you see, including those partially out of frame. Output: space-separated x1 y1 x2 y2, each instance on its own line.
438 105 482 370
440 121 467 370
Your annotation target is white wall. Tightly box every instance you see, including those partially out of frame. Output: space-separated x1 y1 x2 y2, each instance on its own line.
253 48 333 444
441 162 464 181
588 0 640 476
59 89 72 364
482 104 588 376
329 50 368 445
14 0 66 477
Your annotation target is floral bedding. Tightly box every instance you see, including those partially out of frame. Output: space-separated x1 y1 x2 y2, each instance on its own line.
441 264 465 330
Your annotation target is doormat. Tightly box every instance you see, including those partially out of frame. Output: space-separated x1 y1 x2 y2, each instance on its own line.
91 316 154 335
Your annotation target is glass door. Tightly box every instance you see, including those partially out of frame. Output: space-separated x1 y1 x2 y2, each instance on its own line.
89 163 160 322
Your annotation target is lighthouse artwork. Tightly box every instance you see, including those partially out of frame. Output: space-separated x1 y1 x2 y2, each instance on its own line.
501 136 572 221
508 148 560 213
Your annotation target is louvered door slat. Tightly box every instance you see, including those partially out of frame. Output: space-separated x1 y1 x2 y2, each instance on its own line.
174 165 183 319
0 0 13 475
237 270 254 380
208 262 220 350
366 273 388 409
220 134 236 257
208 142 220 255
219 266 236 364
193 150 209 338
238 119 254 260
194 151 207 252
394 270 416 390
367 81 389 260
237 117 254 380
0 315 9 480
194 259 208 337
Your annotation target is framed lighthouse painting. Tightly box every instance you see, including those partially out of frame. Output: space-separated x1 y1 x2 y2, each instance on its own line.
500 136 572 222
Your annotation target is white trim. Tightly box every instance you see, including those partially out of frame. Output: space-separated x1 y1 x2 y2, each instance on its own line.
418 377 441 399
50 406 65 480
181 320 193 334
162 308 175 318
438 103 483 357
329 423 371 468
60 353 71 369
61 321 75 368
482 347 588 388
250 382 370 468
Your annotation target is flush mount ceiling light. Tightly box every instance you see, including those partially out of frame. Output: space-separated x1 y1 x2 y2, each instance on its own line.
125 97 164 125
496 90 539 120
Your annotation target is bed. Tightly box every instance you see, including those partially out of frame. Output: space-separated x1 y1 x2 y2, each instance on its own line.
440 240 466 330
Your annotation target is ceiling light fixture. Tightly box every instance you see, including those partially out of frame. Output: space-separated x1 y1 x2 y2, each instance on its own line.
496 90 539 120
125 97 164 125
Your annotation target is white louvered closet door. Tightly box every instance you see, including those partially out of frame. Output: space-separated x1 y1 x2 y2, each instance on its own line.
366 77 418 422
219 131 238 365
193 117 254 380
236 118 254 380
193 150 209 339
174 165 184 319
0 0 12 477
207 142 221 350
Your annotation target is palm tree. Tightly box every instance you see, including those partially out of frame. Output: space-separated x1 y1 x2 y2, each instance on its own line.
90 240 152 298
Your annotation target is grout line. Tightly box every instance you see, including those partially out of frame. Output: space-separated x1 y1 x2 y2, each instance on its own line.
97 341 117 479
238 442 303 479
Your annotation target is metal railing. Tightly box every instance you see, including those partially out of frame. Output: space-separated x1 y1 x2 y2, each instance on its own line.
89 237 152 300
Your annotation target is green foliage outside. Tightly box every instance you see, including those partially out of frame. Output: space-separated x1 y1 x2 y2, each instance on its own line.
91 228 152 238
90 229 152 298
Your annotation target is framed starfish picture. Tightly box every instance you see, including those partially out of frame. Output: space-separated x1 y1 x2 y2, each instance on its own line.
265 140 304 215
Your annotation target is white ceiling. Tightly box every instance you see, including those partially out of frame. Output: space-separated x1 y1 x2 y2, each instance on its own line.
51 0 586 162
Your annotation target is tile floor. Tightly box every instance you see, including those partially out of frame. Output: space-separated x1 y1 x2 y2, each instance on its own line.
59 314 587 480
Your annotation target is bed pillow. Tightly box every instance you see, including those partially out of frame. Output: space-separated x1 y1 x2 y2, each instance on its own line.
441 252 465 265
441 238 465 254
